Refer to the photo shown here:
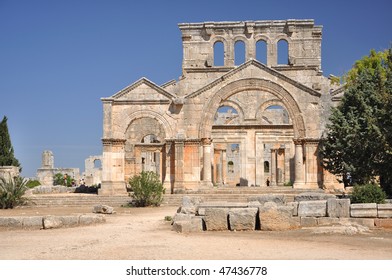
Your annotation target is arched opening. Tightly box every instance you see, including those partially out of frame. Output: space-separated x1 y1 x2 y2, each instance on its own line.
277 39 289 65
214 106 239 125
256 40 267 64
234 40 245 65
264 161 270 173
262 105 290 124
94 159 102 169
214 41 224 66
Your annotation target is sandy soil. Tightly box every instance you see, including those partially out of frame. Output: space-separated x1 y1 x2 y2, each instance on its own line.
0 206 392 260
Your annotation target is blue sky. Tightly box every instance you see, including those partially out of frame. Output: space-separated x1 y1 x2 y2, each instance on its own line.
1 0 391 178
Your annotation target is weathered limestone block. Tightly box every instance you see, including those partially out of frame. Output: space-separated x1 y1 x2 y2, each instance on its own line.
93 204 116 214
228 208 258 231
204 208 229 231
59 216 79 227
350 203 377 218
248 194 286 205
79 214 106 225
339 218 375 228
317 217 340 226
172 213 192 224
177 196 202 215
259 202 300 231
298 200 327 217
0 217 23 227
374 218 392 228
377 204 392 218
327 198 350 218
172 216 204 233
294 192 336 202
22 216 43 229
286 202 299 216
300 217 318 227
43 216 63 229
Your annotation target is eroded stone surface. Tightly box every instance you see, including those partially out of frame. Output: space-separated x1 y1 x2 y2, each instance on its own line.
229 208 258 231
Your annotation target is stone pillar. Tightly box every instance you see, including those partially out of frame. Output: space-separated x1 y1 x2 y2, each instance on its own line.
100 138 127 195
163 143 171 192
270 149 277 186
174 140 184 192
304 139 321 189
293 139 305 188
202 138 213 187
255 135 264 187
222 149 227 185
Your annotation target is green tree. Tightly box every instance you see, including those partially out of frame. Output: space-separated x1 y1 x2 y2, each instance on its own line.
320 48 392 195
0 116 20 167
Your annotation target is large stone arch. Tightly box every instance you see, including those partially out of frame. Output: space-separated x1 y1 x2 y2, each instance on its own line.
115 110 173 140
198 78 306 139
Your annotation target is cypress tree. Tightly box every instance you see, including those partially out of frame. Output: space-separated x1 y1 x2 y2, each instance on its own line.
0 116 20 167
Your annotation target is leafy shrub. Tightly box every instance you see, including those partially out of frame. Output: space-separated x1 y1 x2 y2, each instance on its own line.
0 176 28 209
128 171 165 207
53 173 72 187
26 179 41 188
350 184 387 204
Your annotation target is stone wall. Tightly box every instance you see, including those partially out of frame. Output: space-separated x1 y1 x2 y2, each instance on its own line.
172 194 392 233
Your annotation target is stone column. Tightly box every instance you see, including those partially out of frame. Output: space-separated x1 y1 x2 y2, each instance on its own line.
304 139 321 189
163 143 171 191
100 138 127 195
174 140 184 192
222 149 227 185
293 139 305 188
270 149 277 186
202 138 213 187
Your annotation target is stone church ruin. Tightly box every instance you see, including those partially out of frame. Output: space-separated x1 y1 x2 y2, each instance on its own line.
100 19 343 196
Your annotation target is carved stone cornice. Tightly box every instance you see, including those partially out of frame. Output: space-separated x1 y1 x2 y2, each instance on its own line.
102 138 126 146
201 138 212 145
293 138 304 145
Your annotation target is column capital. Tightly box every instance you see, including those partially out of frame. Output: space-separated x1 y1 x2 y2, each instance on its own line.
293 138 304 145
201 138 212 145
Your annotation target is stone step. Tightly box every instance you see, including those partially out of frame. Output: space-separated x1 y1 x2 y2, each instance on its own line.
26 188 325 207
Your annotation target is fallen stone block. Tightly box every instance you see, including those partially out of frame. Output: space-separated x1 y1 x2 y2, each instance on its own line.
377 204 392 218
294 192 336 202
298 200 327 217
229 208 258 231
311 224 369 235
204 208 229 231
172 213 192 224
248 194 286 205
259 202 300 231
317 217 340 226
43 216 63 229
374 218 392 228
286 202 298 216
79 214 106 225
327 198 350 218
0 217 23 228
350 203 377 218
93 205 116 214
59 216 79 227
172 216 204 233
339 218 375 228
300 217 318 227
22 216 43 229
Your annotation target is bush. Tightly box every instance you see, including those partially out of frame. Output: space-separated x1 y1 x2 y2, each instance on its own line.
128 171 165 207
53 173 72 187
26 179 41 188
350 184 387 204
0 176 28 209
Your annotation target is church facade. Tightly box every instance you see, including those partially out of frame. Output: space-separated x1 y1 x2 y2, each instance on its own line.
100 20 343 195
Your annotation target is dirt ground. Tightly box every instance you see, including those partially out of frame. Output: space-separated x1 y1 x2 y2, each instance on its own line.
0 206 392 260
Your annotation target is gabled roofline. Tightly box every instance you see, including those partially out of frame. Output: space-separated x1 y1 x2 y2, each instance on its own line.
184 59 321 99
101 77 177 101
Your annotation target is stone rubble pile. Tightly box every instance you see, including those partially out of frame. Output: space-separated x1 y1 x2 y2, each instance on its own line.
171 193 392 233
